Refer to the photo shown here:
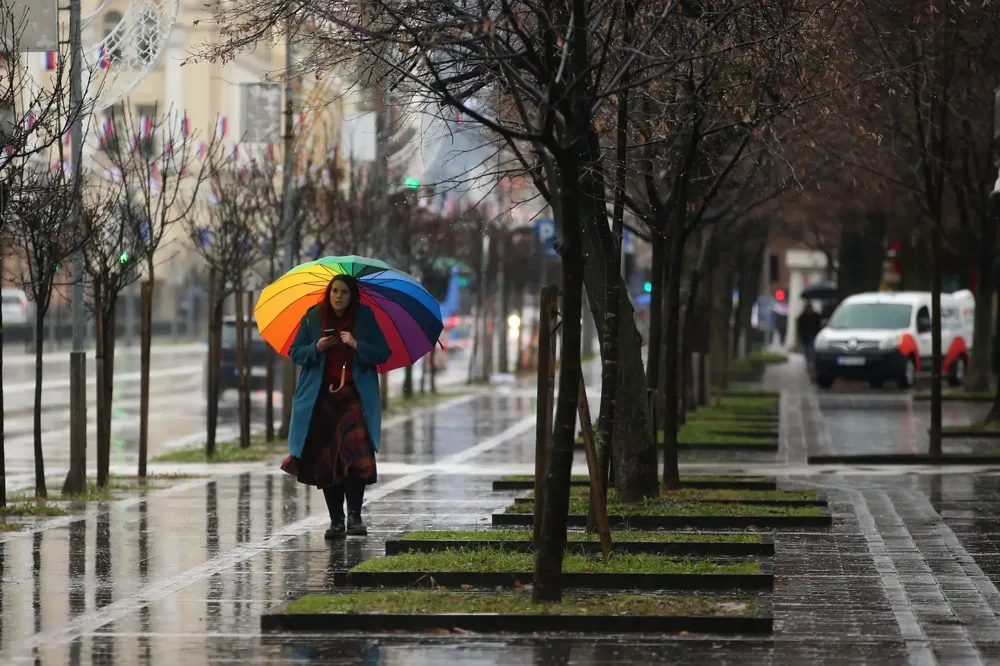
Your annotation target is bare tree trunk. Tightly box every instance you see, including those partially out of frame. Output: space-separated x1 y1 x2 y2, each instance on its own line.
94 287 109 487
206 269 222 457
968 235 995 392
930 221 943 457
100 304 117 485
265 344 276 442
533 159 585 604
138 279 153 477
710 256 732 392
430 348 437 393
235 291 250 448
403 365 413 398
33 306 47 498
662 224 686 490
646 235 666 392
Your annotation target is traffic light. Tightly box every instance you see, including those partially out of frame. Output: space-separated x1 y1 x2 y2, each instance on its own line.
774 288 786 301
119 250 130 265
643 281 652 293
404 176 420 189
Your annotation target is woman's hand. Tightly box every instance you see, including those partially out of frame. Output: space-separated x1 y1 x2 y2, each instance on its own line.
340 331 358 350
316 335 338 353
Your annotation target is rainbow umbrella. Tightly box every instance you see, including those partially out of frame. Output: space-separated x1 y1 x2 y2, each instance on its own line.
254 255 443 373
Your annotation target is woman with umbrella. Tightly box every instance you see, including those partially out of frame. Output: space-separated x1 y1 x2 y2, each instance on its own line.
256 256 443 540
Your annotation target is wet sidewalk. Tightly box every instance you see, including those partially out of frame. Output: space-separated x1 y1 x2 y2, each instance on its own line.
6 374 1000 664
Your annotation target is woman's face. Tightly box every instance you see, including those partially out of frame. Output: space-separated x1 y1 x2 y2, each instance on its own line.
329 280 351 312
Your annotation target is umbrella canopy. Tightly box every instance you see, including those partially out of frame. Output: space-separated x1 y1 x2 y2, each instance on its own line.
801 281 839 300
254 255 443 373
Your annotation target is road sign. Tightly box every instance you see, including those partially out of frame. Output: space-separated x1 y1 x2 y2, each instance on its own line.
535 217 558 258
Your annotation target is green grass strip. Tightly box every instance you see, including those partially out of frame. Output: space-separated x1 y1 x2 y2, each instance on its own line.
284 590 757 617
152 438 284 463
501 474 771 483
351 549 761 575
505 498 822 517
556 488 815 502
400 530 763 543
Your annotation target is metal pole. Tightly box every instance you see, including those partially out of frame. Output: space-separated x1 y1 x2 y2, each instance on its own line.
278 19 297 439
64 0 87 495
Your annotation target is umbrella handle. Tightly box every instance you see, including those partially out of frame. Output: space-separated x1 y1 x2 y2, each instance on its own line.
328 362 347 393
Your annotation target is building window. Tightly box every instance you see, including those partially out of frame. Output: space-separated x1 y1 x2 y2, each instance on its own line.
239 83 280 143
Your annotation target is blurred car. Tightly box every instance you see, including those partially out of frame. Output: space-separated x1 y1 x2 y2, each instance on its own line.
1 289 33 326
206 316 283 397
813 290 973 389
444 315 475 352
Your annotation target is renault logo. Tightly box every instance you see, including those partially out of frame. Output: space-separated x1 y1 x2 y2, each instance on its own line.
848 339 858 350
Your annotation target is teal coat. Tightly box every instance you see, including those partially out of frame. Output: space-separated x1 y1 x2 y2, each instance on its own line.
287 304 391 458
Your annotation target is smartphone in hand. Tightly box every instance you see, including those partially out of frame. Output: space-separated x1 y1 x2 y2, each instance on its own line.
323 328 338 336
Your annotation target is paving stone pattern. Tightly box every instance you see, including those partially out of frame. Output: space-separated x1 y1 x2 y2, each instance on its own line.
3 366 1000 663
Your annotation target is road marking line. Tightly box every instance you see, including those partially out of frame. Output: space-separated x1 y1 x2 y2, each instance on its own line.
11 413 536 653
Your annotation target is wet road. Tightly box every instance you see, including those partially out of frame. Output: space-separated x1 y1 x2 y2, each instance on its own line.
1 343 470 485
4 352 1000 663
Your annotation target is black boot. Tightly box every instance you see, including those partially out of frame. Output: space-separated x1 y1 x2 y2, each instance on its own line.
323 485 346 540
345 478 367 536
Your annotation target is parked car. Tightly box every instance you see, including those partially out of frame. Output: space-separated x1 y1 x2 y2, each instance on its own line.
1 289 33 326
813 290 974 389
205 316 283 397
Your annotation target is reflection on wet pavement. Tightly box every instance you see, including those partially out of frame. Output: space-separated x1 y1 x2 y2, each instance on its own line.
7 359 1000 663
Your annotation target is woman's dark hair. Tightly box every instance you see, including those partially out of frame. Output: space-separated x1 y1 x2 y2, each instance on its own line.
321 274 360 331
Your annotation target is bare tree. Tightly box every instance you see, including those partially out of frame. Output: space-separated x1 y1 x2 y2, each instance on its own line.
0 0 93 505
186 156 263 455
80 178 144 487
5 166 82 497
100 104 220 476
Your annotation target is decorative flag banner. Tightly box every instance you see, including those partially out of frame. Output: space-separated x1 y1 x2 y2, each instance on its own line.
139 115 154 139
179 115 190 137
207 186 220 205
149 165 161 196
195 142 206 159
139 219 151 243
216 116 228 137
230 144 239 161
98 115 113 149
237 166 248 179
266 144 275 161
23 113 35 132
128 135 139 153
62 128 71 147
95 44 110 70
44 51 57 71
164 138 173 156
295 113 307 135
455 108 462 125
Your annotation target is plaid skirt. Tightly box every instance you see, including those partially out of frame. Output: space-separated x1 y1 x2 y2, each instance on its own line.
280 383 377 489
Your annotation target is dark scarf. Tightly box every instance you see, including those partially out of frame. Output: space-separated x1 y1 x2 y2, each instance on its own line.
321 296 357 385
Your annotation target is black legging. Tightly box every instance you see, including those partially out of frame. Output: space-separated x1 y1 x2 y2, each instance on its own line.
323 477 366 520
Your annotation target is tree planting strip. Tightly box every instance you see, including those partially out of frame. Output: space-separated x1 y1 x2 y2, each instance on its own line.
261 603 773 635
331 564 774 591
491 479 779 492
492 511 832 529
384 536 775 557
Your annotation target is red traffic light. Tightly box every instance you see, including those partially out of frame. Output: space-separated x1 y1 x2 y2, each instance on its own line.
775 289 786 301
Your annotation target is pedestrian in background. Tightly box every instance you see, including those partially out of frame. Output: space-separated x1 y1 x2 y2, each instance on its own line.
797 302 823 378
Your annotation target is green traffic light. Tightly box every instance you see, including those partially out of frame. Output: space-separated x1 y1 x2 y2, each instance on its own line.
458 277 470 287
643 281 652 293
119 251 130 264
404 176 420 189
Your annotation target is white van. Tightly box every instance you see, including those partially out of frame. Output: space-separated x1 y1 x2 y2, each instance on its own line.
812 290 974 389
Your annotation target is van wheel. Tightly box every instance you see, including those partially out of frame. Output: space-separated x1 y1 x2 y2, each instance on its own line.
948 356 966 387
898 357 916 389
816 375 834 389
